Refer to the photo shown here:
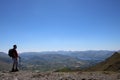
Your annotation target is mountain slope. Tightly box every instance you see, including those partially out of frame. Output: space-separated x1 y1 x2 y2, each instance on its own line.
0 52 11 63
0 52 12 71
86 52 120 71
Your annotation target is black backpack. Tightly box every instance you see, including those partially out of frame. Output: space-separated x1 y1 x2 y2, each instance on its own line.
8 49 14 57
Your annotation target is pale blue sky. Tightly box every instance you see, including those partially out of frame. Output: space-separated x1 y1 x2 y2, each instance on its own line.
0 0 120 52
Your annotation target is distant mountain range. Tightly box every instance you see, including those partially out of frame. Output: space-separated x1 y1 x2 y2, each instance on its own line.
0 50 115 71
20 50 114 60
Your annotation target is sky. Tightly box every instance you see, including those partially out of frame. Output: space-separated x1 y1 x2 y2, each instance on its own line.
0 0 120 53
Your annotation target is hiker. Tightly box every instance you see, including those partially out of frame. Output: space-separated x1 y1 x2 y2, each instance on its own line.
8 45 19 72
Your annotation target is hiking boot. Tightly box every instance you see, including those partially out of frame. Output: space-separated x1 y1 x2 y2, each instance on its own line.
15 68 19 72
10 68 15 72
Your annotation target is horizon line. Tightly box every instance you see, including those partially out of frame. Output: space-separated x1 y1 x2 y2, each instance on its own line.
1 49 118 54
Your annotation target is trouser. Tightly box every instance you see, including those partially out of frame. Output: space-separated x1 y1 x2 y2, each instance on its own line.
12 58 18 70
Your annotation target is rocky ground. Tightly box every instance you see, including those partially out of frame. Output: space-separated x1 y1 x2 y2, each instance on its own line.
0 71 120 80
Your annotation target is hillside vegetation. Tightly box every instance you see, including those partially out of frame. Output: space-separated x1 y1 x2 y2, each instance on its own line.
86 52 120 72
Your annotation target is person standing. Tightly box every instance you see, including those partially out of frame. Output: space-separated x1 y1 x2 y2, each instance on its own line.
8 45 19 72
